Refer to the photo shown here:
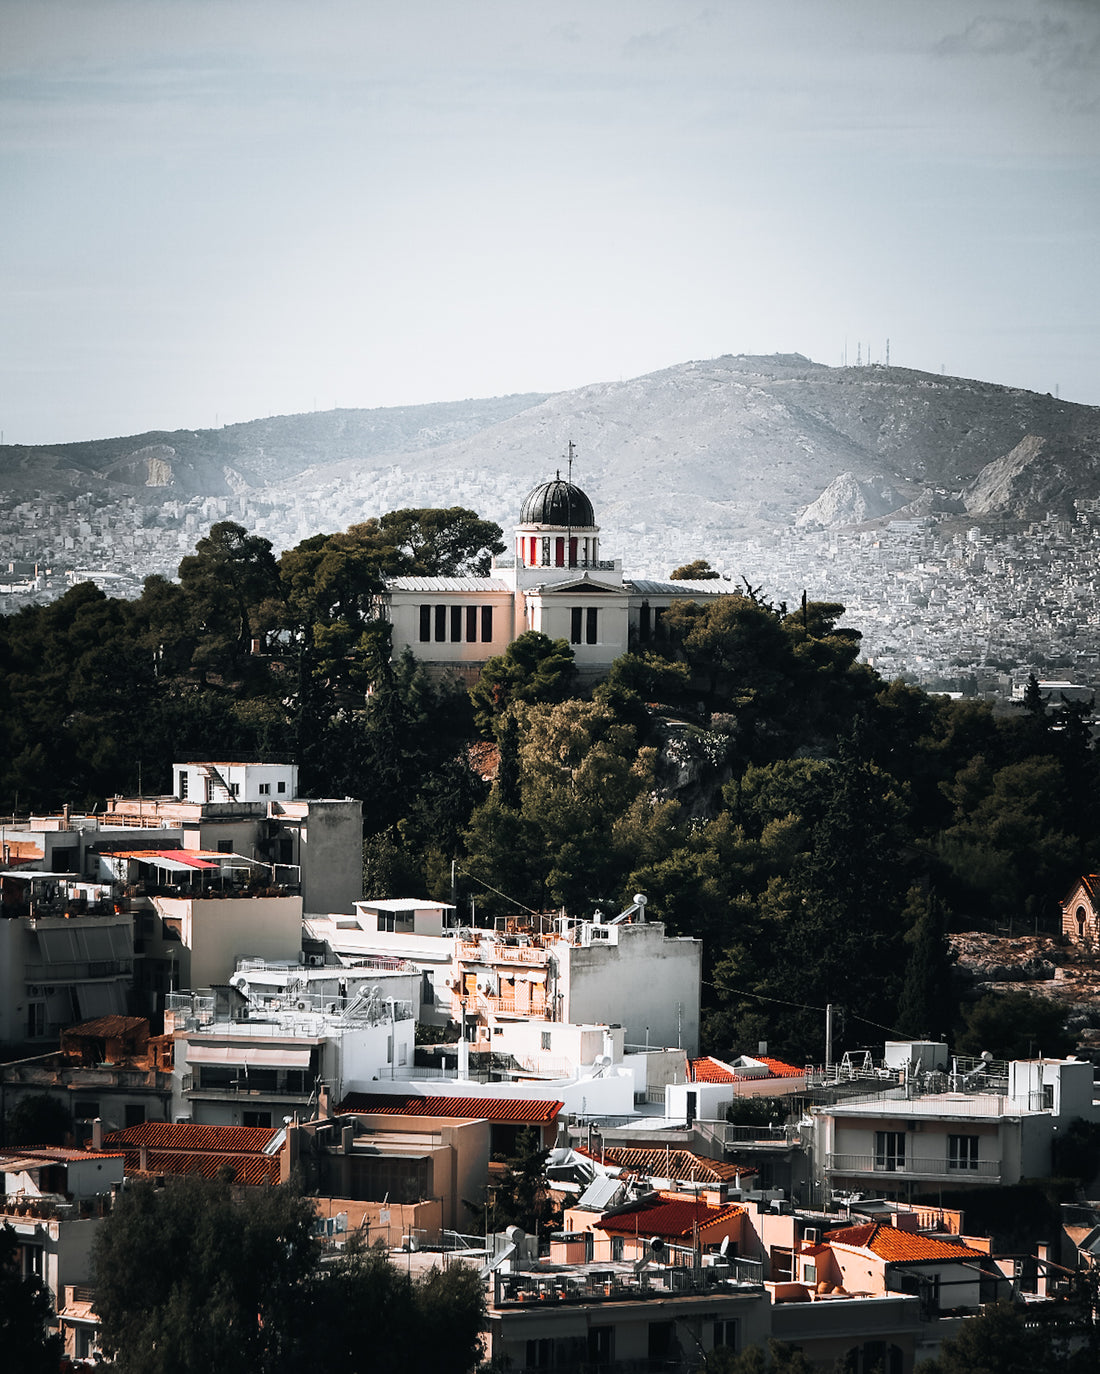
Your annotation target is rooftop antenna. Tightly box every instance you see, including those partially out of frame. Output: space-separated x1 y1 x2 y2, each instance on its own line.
885 337 890 368
565 439 577 567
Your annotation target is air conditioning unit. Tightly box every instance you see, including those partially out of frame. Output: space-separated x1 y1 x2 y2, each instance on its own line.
296 1000 308 1011
308 955 324 967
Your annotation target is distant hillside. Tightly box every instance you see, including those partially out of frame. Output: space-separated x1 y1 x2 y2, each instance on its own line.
5 354 1099 549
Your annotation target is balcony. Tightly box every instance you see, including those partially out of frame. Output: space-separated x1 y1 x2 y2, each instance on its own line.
24 959 133 982
825 1153 1002 1184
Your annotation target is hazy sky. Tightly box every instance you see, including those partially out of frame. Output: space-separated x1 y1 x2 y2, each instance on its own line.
2 0 1098 444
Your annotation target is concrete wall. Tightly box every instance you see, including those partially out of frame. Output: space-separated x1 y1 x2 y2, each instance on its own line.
557 922 701 1057
156 895 303 990
0 918 25 1042
299 800 363 915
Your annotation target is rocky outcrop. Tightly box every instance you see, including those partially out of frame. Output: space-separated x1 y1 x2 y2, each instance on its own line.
796 471 904 527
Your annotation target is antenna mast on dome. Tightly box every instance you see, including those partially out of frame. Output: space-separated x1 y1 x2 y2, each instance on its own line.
564 440 577 567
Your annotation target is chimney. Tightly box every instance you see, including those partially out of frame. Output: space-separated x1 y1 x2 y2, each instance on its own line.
317 1083 331 1120
139 1144 149 1173
341 1121 355 1154
91 1118 103 1151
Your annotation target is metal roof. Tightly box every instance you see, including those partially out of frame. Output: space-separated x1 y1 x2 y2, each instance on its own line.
337 1093 563 1124
386 576 511 592
627 579 729 596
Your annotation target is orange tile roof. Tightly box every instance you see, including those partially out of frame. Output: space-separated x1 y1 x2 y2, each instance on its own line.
825 1223 987 1263
100 1122 282 1154
127 1149 281 1186
578 1144 756 1183
337 1093 563 1124
598 1196 744 1239
690 1055 803 1083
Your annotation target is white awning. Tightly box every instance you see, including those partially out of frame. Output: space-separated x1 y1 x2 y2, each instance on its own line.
187 1045 312 1068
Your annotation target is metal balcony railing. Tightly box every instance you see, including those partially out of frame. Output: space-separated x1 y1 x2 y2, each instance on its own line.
826 1152 1002 1181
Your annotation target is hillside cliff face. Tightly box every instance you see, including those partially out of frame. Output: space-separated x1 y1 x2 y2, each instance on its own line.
4 355 1098 543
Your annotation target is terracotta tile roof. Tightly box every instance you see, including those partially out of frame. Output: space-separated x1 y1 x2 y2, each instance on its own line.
579 1145 756 1183
0 1147 126 1169
337 1093 563 1124
825 1222 987 1263
64 1015 148 1038
127 1149 281 1185
690 1055 803 1083
690 1057 741 1083
100 1122 282 1154
758 1057 804 1078
598 1196 744 1239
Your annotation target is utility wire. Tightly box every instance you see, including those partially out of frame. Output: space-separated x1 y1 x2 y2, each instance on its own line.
704 977 906 1039
455 866 541 917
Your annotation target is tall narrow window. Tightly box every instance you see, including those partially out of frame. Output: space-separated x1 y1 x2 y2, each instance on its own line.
178 771 189 798
434 605 447 642
419 605 432 642
570 607 583 644
555 536 565 567
568 537 578 566
948 1134 979 1170
466 606 478 641
586 607 598 644
481 605 493 642
450 605 463 641
541 536 550 566
639 602 651 641
874 1131 905 1172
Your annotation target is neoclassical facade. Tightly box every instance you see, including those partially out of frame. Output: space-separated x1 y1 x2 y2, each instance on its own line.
383 474 727 683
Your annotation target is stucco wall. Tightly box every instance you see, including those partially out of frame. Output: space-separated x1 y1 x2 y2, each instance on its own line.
157 895 303 989
557 923 701 1057
299 800 363 915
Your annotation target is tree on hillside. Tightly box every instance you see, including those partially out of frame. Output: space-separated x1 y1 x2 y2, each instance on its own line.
670 558 721 580
379 506 505 575
896 887 956 1041
470 632 576 736
178 520 280 677
956 991 1073 1061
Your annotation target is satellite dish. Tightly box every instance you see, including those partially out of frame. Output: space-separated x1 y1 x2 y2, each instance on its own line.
719 1235 730 1256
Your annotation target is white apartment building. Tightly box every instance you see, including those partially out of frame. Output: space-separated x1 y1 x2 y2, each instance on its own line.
814 1049 1099 1202
167 983 416 1128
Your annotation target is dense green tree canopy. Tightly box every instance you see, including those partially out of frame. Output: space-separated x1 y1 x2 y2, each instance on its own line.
4 510 1100 1069
92 1175 486 1374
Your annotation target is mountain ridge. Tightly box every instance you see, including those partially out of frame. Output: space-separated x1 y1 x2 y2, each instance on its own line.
5 354 1099 552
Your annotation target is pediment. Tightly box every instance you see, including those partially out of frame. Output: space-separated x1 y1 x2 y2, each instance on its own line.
533 578 623 596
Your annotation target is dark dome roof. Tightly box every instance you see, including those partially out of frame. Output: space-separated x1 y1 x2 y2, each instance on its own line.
520 477 595 527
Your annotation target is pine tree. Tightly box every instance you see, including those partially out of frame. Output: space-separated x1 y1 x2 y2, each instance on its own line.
896 887 955 1041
